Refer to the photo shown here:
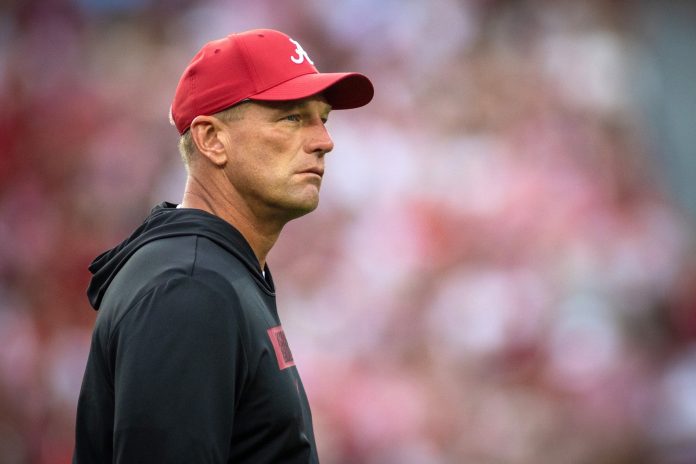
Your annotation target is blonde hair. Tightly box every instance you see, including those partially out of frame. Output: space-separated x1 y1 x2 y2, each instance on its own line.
178 102 249 166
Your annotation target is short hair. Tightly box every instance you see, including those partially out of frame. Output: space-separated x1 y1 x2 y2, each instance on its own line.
178 102 249 166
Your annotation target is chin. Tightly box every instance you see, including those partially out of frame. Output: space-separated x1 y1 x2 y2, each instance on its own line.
276 196 320 221
292 199 320 217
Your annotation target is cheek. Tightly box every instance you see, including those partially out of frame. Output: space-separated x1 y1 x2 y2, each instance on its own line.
231 133 295 185
253 134 299 173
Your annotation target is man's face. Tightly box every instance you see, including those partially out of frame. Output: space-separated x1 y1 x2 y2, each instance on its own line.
219 96 334 223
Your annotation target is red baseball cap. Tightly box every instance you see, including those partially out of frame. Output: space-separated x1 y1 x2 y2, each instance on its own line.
170 29 374 134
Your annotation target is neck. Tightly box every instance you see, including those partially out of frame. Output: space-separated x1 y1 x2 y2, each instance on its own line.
180 174 282 270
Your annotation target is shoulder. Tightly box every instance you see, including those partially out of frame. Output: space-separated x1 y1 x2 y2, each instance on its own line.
98 235 248 334
137 274 243 322
108 274 247 350
104 234 247 308
129 234 251 282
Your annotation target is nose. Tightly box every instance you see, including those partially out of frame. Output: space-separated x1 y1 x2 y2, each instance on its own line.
305 121 334 157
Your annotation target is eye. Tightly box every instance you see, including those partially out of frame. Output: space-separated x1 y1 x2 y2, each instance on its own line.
283 114 301 122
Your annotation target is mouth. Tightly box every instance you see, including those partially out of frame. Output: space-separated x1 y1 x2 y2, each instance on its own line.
299 167 324 178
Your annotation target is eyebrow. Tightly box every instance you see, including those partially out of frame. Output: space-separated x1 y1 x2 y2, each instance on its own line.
265 99 332 114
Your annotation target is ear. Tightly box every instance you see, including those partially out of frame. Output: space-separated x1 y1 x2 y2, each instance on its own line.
189 115 228 167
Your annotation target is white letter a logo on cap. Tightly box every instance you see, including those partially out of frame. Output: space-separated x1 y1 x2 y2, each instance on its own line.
289 38 314 65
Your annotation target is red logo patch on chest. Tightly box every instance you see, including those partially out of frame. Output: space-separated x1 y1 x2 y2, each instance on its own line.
267 325 296 370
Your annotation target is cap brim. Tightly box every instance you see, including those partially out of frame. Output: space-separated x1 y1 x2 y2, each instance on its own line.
249 72 374 110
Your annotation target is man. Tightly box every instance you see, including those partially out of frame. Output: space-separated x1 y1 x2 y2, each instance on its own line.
73 29 373 463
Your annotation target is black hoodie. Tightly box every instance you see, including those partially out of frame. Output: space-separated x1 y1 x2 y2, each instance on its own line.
73 203 319 463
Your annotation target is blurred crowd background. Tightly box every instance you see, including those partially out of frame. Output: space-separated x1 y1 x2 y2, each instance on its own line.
1 0 695 463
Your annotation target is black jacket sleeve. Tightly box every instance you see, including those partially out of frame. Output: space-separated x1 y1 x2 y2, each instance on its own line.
109 276 247 463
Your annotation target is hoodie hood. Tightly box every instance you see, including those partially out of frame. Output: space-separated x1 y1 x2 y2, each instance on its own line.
87 202 272 310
